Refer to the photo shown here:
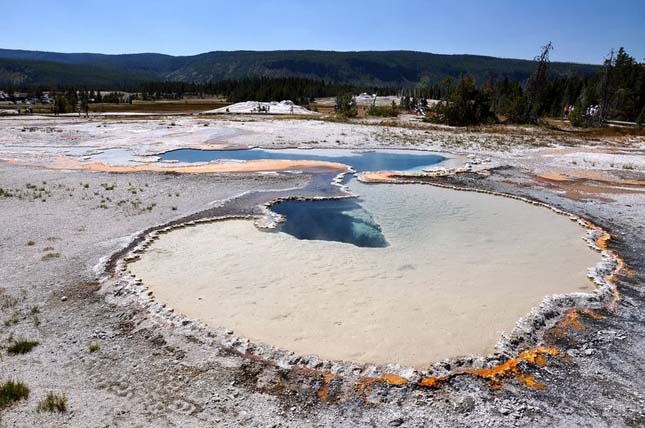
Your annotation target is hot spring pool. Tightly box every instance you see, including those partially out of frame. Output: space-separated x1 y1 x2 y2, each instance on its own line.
161 148 446 247
129 154 600 367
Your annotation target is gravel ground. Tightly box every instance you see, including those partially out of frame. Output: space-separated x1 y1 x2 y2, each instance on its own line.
0 117 643 427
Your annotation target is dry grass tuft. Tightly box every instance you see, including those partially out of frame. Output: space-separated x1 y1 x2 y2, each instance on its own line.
7 340 39 355
41 252 61 261
38 392 67 413
0 380 29 409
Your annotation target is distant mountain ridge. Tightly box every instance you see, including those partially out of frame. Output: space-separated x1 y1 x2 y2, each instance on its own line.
0 48 600 88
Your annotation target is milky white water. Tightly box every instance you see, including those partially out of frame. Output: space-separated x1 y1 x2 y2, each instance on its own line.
129 181 600 368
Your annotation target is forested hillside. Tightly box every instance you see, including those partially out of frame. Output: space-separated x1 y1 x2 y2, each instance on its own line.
0 48 599 88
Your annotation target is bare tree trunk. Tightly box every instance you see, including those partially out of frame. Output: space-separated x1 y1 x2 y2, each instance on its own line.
526 42 553 123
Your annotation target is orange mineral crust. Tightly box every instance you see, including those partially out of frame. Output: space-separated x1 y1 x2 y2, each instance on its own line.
355 374 409 394
358 171 401 183
9 156 349 175
418 376 449 389
317 372 336 402
467 346 559 389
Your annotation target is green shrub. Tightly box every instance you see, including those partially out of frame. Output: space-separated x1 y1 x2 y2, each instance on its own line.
88 342 100 353
367 104 399 117
568 102 586 127
0 380 29 409
637 106 644 127
335 93 357 118
426 75 495 126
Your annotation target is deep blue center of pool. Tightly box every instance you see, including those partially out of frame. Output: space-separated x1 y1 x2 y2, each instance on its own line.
160 149 445 247
271 198 388 247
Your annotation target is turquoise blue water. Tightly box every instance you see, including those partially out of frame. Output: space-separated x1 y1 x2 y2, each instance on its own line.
160 148 445 173
161 149 446 247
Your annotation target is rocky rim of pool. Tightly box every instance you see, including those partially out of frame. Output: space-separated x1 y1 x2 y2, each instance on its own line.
102 148 622 385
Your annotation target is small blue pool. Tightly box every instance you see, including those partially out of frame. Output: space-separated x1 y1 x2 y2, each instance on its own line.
160 148 446 247
160 148 445 173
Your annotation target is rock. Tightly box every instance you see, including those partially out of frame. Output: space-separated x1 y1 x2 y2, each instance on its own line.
389 417 404 426
499 407 511 415
456 396 476 413
61 295 68 302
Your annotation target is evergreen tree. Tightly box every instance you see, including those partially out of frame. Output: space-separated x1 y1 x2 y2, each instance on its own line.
428 75 495 126
636 105 645 126
335 93 357 118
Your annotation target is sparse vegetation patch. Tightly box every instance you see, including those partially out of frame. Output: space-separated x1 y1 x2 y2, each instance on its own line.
41 252 61 261
8 340 39 355
38 392 67 413
0 380 30 409
367 103 399 117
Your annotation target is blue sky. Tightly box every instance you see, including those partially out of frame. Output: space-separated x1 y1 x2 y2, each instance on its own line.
2 0 644 64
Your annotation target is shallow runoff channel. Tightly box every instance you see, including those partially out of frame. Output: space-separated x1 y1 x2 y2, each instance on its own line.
130 149 601 368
